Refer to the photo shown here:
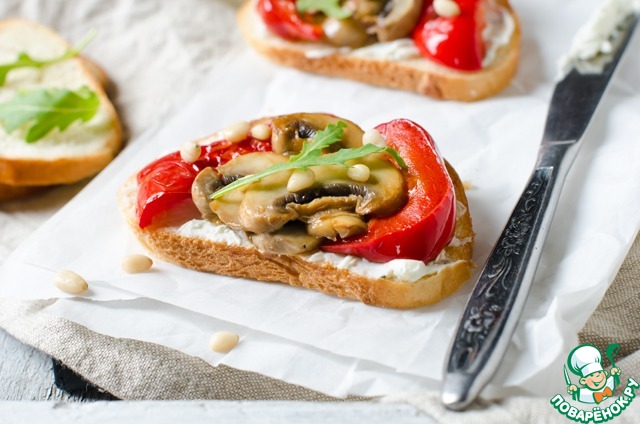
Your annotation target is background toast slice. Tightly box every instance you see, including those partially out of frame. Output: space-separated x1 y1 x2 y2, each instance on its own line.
237 0 520 101
0 19 122 200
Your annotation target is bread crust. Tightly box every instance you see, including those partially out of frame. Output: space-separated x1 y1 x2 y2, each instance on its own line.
119 159 474 309
0 19 123 188
237 0 520 101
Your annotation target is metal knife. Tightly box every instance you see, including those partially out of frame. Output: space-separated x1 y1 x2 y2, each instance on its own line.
441 12 639 410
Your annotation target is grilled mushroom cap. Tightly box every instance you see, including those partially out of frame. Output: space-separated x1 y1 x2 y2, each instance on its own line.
271 113 364 155
191 167 222 219
375 0 424 42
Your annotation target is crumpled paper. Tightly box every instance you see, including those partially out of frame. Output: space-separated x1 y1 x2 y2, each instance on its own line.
1 0 640 399
43 297 435 398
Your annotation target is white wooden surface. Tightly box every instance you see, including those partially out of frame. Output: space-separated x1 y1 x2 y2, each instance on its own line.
0 401 436 423
0 329 72 401
0 184 88 401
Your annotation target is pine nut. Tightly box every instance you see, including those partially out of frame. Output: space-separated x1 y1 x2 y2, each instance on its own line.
180 141 201 163
434 0 461 18
209 331 240 353
348 164 370 183
54 270 88 294
362 128 387 148
287 169 316 192
223 121 250 143
250 123 272 141
122 254 153 274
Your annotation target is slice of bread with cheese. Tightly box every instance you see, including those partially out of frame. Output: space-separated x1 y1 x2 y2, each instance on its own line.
0 19 122 201
237 0 520 101
119 157 474 309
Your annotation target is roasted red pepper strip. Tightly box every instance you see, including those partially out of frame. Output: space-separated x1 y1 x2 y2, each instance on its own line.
136 138 271 228
412 0 486 71
322 119 456 263
257 0 324 41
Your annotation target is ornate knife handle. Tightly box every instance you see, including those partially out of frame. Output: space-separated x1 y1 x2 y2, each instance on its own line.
442 142 578 410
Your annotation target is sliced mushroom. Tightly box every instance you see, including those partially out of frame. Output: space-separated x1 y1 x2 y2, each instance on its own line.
222 153 406 234
191 167 222 219
250 223 321 255
211 152 290 230
303 155 407 216
323 17 371 48
217 151 287 177
270 113 364 155
375 0 424 42
306 210 368 240
289 193 360 217
209 188 248 230
237 172 297 234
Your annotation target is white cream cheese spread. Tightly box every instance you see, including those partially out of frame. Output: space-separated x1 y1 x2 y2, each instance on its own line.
558 0 640 76
175 219 253 247
305 251 462 283
482 0 516 67
174 218 468 283
347 39 421 61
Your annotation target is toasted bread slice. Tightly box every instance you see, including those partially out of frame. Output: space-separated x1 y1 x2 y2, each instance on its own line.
0 19 122 200
119 159 474 309
237 0 520 101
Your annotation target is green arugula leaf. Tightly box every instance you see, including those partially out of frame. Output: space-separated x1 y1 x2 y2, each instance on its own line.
210 121 406 200
296 0 351 19
0 86 101 143
296 142 407 169
290 120 347 162
0 29 96 86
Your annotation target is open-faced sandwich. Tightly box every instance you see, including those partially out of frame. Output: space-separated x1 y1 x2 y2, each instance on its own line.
238 0 520 101
0 19 122 202
119 113 474 309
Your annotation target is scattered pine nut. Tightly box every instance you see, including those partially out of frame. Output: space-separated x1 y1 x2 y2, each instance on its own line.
348 164 370 183
122 254 153 274
362 128 387 148
287 169 316 192
209 331 240 353
54 270 88 294
223 121 250 143
180 141 201 164
434 0 461 18
250 123 272 140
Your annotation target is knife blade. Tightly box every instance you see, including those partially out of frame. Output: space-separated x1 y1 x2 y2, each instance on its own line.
564 365 572 387
441 11 639 411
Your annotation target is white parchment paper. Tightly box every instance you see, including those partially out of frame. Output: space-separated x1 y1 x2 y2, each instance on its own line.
1 0 640 399
43 297 436 398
